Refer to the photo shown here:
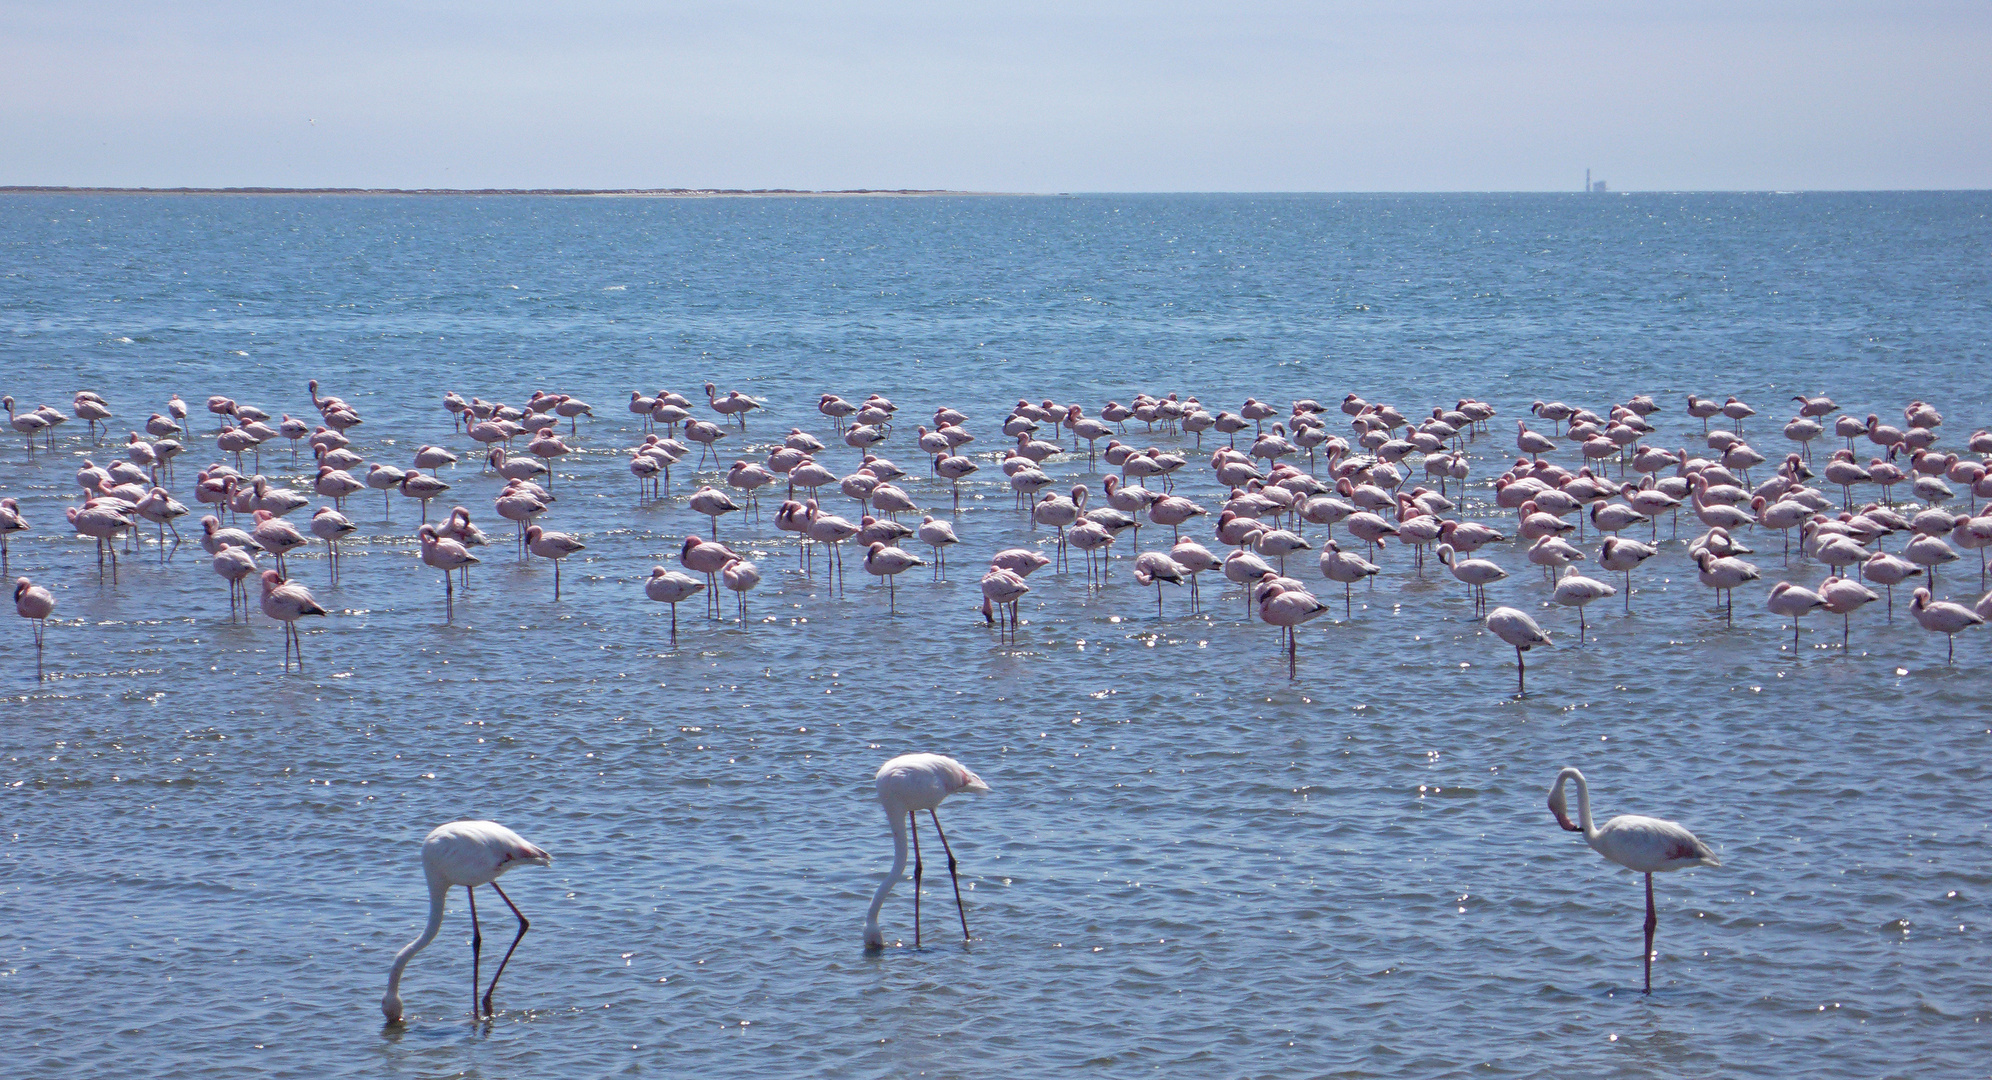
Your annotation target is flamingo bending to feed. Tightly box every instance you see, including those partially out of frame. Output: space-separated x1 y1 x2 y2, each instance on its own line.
980 567 1030 642
864 754 990 949
1548 767 1720 993
382 820 552 1023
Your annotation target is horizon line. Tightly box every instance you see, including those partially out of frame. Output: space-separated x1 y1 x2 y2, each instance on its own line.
3 185 1989 198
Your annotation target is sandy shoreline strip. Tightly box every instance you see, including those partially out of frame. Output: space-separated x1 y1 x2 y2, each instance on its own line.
0 186 1021 198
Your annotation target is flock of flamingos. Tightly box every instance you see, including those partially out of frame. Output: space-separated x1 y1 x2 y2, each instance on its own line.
6 374 1991 1016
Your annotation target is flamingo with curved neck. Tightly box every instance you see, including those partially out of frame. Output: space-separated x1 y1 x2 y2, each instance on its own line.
1548 767 1720 993
864 754 991 950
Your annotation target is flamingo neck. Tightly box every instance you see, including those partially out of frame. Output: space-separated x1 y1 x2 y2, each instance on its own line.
863 808 910 947
382 872 448 1021
1566 769 1598 840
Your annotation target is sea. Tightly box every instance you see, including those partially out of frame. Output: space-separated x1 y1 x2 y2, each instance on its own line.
2 191 1989 1078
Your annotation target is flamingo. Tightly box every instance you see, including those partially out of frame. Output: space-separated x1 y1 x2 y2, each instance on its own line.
3 396 49 458
1317 539 1379 617
68 502 133 582
399 469 451 523
980 567 1030 642
1552 567 1616 642
134 487 189 556
382 821 552 1023
1909 588 1984 663
1764 580 1827 652
1547 767 1720 993
1597 536 1656 613
680 534 740 616
720 557 761 623
15 576 54 679
1132 550 1187 616
644 566 706 645
250 509 308 574
803 500 859 596
864 753 990 949
1486 606 1552 695
1256 576 1329 678
213 543 260 623
524 524 586 600
864 542 924 613
366 464 407 518
0 498 26 566
1817 575 1879 646
1861 550 1923 620
1437 543 1506 614
259 569 326 672
916 515 958 579
309 507 356 585
1692 549 1761 624
1167 538 1222 612
418 524 479 621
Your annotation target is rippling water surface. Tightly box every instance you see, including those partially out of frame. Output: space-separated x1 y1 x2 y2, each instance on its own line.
3 192 1991 1078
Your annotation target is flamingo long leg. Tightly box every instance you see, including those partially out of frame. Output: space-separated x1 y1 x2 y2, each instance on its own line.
482 882 532 1016
1643 872 1657 994
929 809 972 943
466 885 485 1017
908 811 923 948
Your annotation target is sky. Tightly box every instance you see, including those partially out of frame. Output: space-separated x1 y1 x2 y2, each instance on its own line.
3 1 1988 192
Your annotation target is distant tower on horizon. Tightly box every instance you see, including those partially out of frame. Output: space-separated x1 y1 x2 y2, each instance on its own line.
1585 168 1607 193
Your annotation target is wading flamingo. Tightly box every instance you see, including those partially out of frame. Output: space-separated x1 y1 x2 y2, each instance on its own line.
1547 767 1719 993
382 820 552 1023
863 754 991 950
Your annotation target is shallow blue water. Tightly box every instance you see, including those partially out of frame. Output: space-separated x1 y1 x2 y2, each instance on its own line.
2 192 1990 1078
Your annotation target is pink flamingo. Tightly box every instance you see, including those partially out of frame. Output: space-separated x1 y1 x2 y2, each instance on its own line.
259 569 326 672
980 567 1030 642
15 576 54 679
680 534 740 616
1487 606 1552 695
418 524 479 621
1256 576 1329 678
644 566 706 645
524 524 585 600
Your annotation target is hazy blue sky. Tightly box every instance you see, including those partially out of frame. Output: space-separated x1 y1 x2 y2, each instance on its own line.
4 1 1987 191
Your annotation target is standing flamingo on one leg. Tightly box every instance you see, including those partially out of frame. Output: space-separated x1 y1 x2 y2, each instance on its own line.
1547 767 1720 994
863 753 991 950
16 576 54 680
382 820 552 1023
1487 606 1552 696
